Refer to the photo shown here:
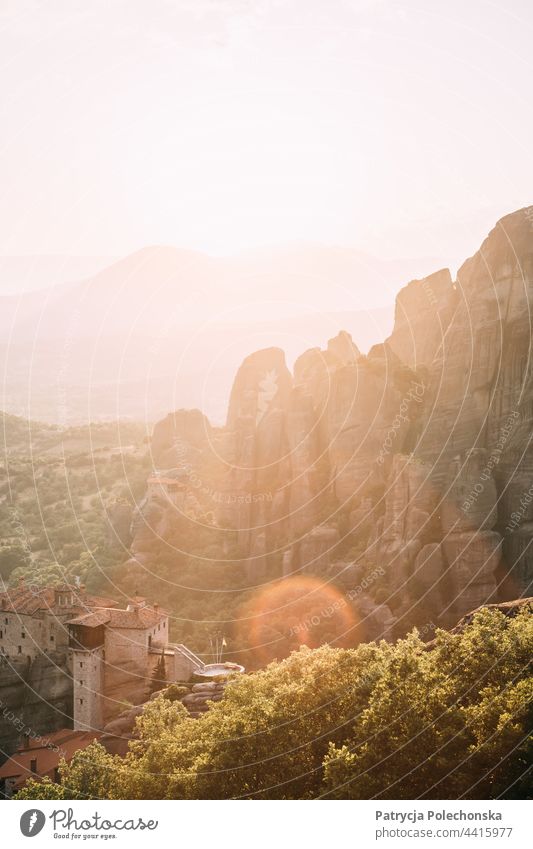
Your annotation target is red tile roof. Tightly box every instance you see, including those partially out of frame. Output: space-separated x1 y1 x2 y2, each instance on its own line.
0 729 103 790
67 605 166 630
66 610 112 627
105 606 167 629
0 585 117 616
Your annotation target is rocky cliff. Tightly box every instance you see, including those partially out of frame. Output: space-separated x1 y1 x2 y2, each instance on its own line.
132 207 533 637
0 652 72 762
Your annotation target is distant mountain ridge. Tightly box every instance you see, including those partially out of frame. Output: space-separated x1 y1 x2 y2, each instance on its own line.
0 244 441 424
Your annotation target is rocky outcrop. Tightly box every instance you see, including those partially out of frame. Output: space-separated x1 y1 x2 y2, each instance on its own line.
180 681 225 718
0 652 72 763
101 678 232 738
226 347 292 430
131 207 533 634
297 526 340 573
413 208 533 596
442 531 500 617
151 408 212 466
450 596 532 633
386 268 456 369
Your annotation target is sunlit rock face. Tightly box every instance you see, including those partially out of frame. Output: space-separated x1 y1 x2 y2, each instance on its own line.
386 267 457 370
151 408 212 467
218 348 293 574
226 347 292 430
135 208 533 633
325 344 423 503
415 208 533 596
286 387 329 538
417 208 533 472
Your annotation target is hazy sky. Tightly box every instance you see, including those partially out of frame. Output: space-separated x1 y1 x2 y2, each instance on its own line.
1 0 532 273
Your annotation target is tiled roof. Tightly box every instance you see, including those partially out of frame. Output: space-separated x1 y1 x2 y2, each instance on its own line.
0 585 117 616
66 610 112 628
106 606 167 630
67 605 166 630
0 584 165 631
0 729 102 789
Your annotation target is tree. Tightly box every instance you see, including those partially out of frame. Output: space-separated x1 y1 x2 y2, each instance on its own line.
14 606 533 801
148 651 167 698
15 776 66 800
15 743 117 801
0 544 30 580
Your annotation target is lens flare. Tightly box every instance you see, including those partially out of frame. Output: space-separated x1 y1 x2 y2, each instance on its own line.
236 575 361 668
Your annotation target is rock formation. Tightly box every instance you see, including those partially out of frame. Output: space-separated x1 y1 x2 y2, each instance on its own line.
386 268 456 369
0 652 72 761
130 207 533 635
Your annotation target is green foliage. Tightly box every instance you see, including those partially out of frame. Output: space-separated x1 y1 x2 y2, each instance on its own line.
56 742 117 800
14 742 118 801
164 684 190 701
14 776 67 800
322 609 533 800
0 543 30 579
18 606 532 800
0 415 150 593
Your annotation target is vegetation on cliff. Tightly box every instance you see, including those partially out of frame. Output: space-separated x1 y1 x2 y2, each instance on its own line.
16 606 532 800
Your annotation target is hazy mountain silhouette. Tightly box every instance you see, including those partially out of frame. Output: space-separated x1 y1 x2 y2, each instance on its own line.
0 245 443 424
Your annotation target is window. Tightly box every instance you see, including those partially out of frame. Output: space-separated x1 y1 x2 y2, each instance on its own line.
50 635 54 642
4 618 7 625
21 632 25 639
17 646 22 654
79 698 84 705
30 759 37 773
79 662 83 668
0 630 2 639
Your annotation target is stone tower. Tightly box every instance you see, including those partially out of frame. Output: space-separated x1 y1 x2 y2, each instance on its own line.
70 644 105 732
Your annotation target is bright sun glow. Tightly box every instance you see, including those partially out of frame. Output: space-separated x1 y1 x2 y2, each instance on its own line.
0 0 532 279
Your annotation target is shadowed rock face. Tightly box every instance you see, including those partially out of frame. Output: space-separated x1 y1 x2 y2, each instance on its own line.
136 207 533 630
0 653 72 763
